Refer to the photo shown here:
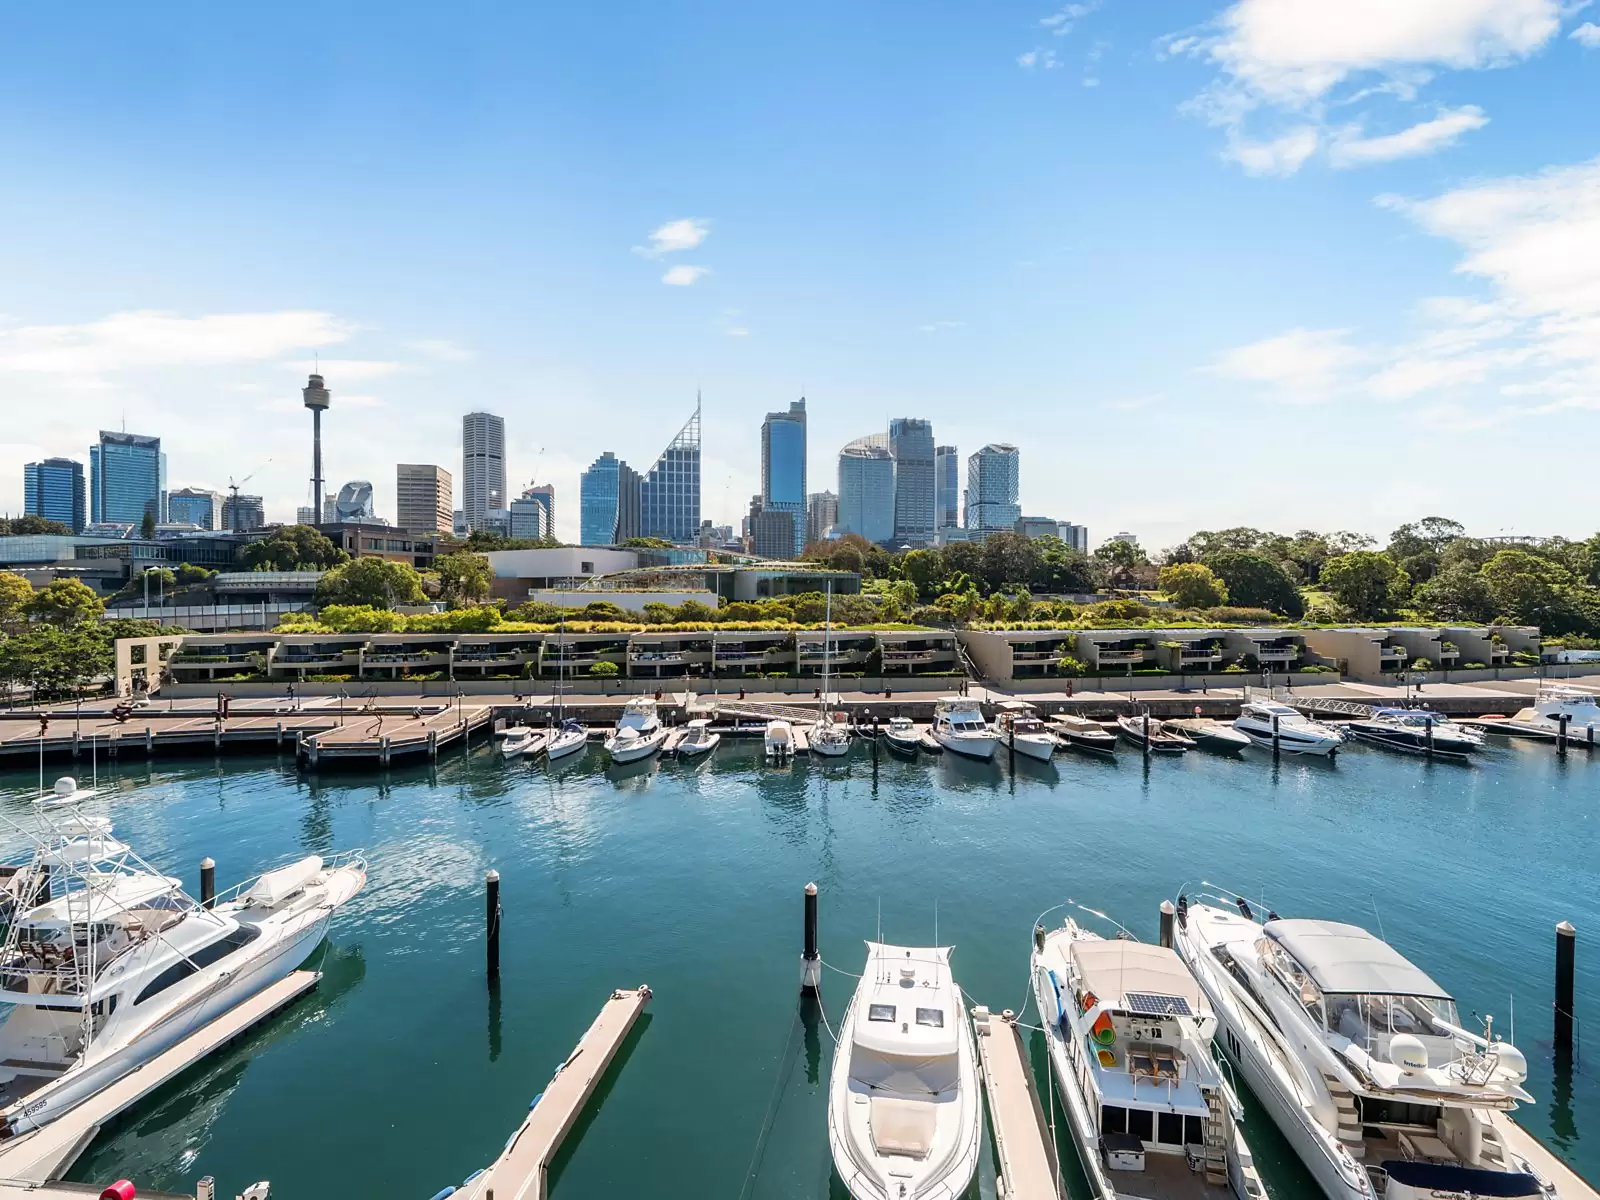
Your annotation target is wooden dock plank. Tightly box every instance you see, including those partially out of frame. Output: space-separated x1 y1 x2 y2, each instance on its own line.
0 972 319 1186
973 1008 1061 1200
460 986 650 1200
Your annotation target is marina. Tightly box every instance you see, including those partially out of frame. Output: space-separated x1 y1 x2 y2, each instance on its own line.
0 721 1593 1199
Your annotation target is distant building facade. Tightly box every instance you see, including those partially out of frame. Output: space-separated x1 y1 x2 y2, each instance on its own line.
513 484 556 540
167 487 222 531
965 443 1020 535
934 445 960 532
759 398 807 557
580 452 641 545
640 400 701 543
461 411 506 531
220 494 265 532
888 418 935 546
1107 531 1139 548
23 458 86 532
836 435 895 545
806 490 838 545
396 464 454 535
90 431 166 526
1059 522 1089 553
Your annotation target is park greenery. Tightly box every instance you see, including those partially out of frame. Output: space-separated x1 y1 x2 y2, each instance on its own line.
0 573 170 700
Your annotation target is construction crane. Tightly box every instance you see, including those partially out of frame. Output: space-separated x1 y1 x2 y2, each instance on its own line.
227 459 271 532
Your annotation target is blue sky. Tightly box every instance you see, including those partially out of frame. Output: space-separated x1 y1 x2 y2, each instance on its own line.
2 1 1598 547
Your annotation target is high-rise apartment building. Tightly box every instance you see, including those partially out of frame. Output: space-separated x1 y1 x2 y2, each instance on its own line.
90 431 166 526
805 490 838 546
397 465 453 534
759 398 807 557
640 399 701 544
461 412 506 531
580 453 641 545
888 418 935 546
510 484 555 540
965 443 1021 535
836 435 895 545
23 458 86 532
167 487 222 531
1059 523 1089 553
221 494 266 532
934 445 960 531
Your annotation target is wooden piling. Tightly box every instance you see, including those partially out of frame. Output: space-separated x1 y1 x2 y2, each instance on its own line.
1159 899 1175 949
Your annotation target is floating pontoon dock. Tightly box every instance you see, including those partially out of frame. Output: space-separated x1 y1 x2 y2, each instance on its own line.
454 985 651 1200
972 1007 1061 1200
0 971 319 1188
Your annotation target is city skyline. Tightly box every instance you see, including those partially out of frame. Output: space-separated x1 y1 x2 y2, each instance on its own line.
2 2 1597 545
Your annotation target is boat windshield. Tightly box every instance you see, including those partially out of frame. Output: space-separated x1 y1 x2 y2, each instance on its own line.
1323 992 1461 1053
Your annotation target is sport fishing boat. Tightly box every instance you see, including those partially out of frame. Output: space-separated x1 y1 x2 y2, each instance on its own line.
993 701 1055 761
1050 714 1118 756
1172 891 1548 1200
675 718 720 759
1116 714 1195 753
828 942 981 1200
1031 915 1264 1199
1504 685 1599 747
0 808 364 1139
603 698 668 764
1343 709 1482 759
930 697 999 760
881 717 921 757
1233 701 1343 756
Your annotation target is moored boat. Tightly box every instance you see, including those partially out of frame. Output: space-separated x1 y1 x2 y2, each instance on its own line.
993 701 1055 761
675 718 720 759
1116 714 1195 753
765 719 795 761
604 699 668 764
881 717 920 757
1165 717 1253 755
499 725 537 758
545 718 589 761
1234 700 1343 756
931 697 999 760
1344 709 1482 758
1050 714 1118 756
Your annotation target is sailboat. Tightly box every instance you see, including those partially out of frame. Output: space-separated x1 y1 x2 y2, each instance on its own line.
546 613 588 761
810 584 851 758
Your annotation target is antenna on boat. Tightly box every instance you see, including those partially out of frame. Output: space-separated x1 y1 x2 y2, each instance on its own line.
1369 894 1386 943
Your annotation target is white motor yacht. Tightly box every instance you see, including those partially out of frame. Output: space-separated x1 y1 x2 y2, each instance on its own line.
765 720 795 761
1512 685 1599 745
882 717 921 757
545 718 589 762
604 699 668 763
1234 701 1343 756
675 718 720 759
828 943 981 1200
499 725 537 758
0 810 364 1138
930 697 999 760
1173 892 1548 1200
1031 917 1264 1199
994 701 1055 761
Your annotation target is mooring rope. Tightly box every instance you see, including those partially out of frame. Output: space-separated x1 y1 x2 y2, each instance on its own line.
736 998 803 1200
821 958 861 979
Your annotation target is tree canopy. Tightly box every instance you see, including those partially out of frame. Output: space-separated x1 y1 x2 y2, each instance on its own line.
240 525 349 571
314 557 427 608
1201 550 1304 617
1158 562 1228 610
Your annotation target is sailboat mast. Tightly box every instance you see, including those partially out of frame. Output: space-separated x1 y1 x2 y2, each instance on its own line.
821 583 831 718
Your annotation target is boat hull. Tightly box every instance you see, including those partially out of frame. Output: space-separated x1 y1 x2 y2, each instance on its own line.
935 731 998 760
546 731 588 760
1234 723 1340 756
883 733 920 757
1345 726 1475 758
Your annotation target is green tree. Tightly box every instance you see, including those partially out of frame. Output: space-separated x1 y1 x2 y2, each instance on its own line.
0 624 112 700
240 525 349 571
901 548 946 600
24 578 106 627
0 572 33 631
1031 538 1100 594
588 660 620 677
314 558 426 608
1202 550 1304 617
317 604 405 632
1480 549 1586 631
1091 538 1148 590
1320 551 1410 620
0 515 73 536
619 536 674 549
140 511 156 539
1412 562 1497 623
1158 562 1229 609
174 563 217 585
433 550 492 606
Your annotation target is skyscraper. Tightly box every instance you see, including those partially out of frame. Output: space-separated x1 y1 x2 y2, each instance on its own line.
836 435 895 545
888 418 935 545
510 483 556 541
640 398 701 544
934 445 960 531
462 412 506 531
965 443 1021 535
167 487 222 530
221 494 266 532
580 452 641 545
806 490 838 546
23 458 86 532
90 431 166 526
759 397 807 557
396 464 454 534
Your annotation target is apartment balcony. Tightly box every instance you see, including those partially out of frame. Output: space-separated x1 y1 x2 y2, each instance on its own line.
1489 646 1511 661
714 651 775 665
1094 649 1146 664
1252 646 1296 661
630 652 686 664
276 653 360 668
1011 649 1069 663
1179 650 1223 664
883 650 936 664
363 652 450 665
455 651 534 664
1379 646 1408 660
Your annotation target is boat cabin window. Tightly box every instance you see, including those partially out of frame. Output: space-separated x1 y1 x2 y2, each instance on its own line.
1102 1105 1203 1147
134 925 262 1006
868 1003 896 1022
915 1007 944 1028
1357 1097 1442 1130
1127 1108 1154 1142
1324 993 1459 1046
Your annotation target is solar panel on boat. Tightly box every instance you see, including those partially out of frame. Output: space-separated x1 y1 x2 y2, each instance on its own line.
1125 991 1192 1017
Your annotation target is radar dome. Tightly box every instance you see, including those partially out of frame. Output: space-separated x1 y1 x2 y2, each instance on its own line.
1494 1043 1528 1083
1390 1034 1429 1072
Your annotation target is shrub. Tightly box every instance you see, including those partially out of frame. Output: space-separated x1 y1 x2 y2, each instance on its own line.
305 673 353 682
1410 657 1432 671
1055 656 1087 677
1221 663 1246 673
1202 606 1283 625
1461 661 1488 670
587 661 620 677
1295 664 1336 673
1083 599 1153 625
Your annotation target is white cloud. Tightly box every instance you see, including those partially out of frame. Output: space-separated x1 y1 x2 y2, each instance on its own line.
0 310 351 375
295 358 406 382
635 218 710 258
1223 127 1319 175
1040 2 1099 35
662 264 711 286
1018 47 1060 69
1082 76 1101 86
1329 105 1489 167
1568 21 1600 46
407 338 475 362
917 320 966 334
1209 327 1366 398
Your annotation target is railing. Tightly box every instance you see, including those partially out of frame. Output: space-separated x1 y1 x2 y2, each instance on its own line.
1379 647 1408 659
1180 650 1223 661
277 653 356 666
1253 647 1296 659
883 651 935 662
362 652 447 664
1095 650 1146 663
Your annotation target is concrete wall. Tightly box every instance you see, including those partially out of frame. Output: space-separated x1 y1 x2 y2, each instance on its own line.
114 635 186 697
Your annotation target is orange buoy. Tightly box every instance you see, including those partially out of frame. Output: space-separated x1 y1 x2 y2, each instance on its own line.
99 1183 135 1200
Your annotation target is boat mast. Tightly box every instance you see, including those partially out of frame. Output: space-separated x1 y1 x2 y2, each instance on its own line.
820 582 831 722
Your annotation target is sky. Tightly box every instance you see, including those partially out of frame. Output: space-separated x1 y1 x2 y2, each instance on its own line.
2 0 1598 550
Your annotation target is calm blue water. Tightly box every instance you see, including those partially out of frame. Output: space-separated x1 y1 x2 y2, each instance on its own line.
0 734 1593 1199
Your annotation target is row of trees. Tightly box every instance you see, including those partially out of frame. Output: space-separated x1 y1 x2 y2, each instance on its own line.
0 572 170 699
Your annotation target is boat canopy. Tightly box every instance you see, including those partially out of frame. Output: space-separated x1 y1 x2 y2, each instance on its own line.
1264 919 1450 999
1069 940 1204 1017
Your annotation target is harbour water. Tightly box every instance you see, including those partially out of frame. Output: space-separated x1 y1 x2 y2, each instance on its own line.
1 734 1594 1198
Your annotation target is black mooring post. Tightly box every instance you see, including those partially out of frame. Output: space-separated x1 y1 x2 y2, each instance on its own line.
1557 713 1570 756
1425 717 1435 760
1142 713 1150 760
1556 920 1576 1060
1159 899 1176 949
1008 720 1016 774
1272 713 1281 758
801 881 820 996
486 869 501 986
200 856 216 909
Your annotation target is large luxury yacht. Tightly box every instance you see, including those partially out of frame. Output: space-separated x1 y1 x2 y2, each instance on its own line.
1173 892 1550 1200
1032 917 1265 1199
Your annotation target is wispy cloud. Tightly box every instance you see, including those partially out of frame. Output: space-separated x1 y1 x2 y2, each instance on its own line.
634 218 710 258
1017 47 1060 69
1572 21 1600 46
1209 327 1366 399
1329 106 1488 167
1224 127 1320 176
917 319 966 334
407 338 475 362
0 310 351 376
662 264 711 287
1107 394 1161 411
1040 2 1100 36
